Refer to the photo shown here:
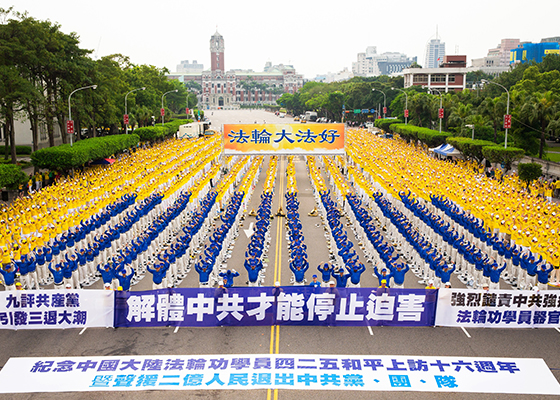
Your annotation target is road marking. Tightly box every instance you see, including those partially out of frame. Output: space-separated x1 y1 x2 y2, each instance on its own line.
555 327 560 335
461 326 471 338
174 326 179 334
268 156 284 400
367 325 373 336
79 327 87 335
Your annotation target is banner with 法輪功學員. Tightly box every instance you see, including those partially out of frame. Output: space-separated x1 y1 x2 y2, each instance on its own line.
0 354 558 395
223 123 345 155
435 288 560 328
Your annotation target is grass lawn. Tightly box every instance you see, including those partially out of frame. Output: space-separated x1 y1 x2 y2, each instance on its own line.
545 152 560 162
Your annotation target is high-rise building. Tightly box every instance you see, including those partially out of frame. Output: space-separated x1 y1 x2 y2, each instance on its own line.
425 37 446 69
471 38 519 76
352 46 416 77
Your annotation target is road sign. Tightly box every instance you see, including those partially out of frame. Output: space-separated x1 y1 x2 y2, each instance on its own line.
186 108 190 114
383 107 387 115
160 108 165 117
66 120 74 134
438 108 444 119
371 109 376 113
404 109 409 118
123 114 129 125
353 109 361 114
504 114 512 129
362 109 369 114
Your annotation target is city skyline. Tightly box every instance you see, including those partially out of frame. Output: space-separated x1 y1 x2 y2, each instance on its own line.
6 0 560 79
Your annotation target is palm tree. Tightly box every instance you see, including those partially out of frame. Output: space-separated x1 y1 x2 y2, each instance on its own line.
479 96 505 143
521 91 557 158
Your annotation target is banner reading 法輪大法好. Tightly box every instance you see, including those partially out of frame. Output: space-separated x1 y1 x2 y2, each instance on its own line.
0 354 558 394
435 288 560 328
113 287 437 328
223 123 345 155
0 290 114 330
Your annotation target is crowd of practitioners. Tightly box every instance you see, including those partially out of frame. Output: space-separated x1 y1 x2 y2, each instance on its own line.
1 128 557 292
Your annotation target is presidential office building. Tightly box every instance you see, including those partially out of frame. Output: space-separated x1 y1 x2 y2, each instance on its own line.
167 31 304 109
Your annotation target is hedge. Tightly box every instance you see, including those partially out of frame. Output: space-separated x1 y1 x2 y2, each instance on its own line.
0 164 28 190
481 146 525 171
15 146 32 155
374 118 403 132
31 134 139 171
134 120 187 142
446 137 495 162
390 123 451 147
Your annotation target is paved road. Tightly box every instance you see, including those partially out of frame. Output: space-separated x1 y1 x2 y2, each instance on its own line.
1 109 559 399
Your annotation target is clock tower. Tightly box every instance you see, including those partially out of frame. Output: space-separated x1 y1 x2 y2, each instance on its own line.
210 31 225 72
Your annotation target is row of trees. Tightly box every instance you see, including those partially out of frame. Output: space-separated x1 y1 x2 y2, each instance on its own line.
0 8 197 164
278 55 560 160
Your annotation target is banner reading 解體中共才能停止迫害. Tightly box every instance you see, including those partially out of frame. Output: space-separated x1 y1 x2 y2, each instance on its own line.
223 123 345 155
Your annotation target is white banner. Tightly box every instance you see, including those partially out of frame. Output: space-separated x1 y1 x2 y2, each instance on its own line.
435 288 560 328
0 290 114 330
0 354 558 395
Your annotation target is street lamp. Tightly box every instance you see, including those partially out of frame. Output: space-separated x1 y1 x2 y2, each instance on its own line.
372 88 387 118
465 124 475 140
481 79 510 148
391 87 408 125
125 87 145 134
68 84 97 146
161 89 178 125
428 88 444 134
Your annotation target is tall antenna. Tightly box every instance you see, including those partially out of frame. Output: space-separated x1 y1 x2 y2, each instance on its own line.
455 45 459 54
94 37 102 60
436 25 438 40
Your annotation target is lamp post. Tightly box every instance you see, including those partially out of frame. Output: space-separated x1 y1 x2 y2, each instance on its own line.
124 87 145 134
465 124 475 140
372 88 387 118
68 84 97 146
161 89 178 125
429 88 443 134
391 87 408 125
481 79 510 148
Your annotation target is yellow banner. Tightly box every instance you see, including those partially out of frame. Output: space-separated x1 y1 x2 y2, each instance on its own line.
223 123 345 155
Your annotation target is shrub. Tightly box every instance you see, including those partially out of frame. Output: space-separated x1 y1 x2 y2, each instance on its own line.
391 123 451 147
375 118 403 132
0 164 27 190
481 146 524 172
446 137 495 162
15 146 32 155
31 134 139 171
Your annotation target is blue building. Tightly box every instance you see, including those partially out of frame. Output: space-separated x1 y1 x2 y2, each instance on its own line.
510 42 560 64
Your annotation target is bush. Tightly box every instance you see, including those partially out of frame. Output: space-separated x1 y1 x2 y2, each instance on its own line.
134 120 186 142
0 164 27 190
481 146 524 172
31 134 139 171
391 123 451 147
446 137 495 162
375 118 403 132
15 146 32 155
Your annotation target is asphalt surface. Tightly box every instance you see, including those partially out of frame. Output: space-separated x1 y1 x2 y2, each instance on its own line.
1 109 559 399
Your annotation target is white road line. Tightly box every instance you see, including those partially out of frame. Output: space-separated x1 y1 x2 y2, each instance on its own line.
461 326 471 338
79 327 87 335
555 327 560 335
367 325 373 336
174 326 180 334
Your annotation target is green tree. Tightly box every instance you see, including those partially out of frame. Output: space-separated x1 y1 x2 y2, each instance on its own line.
518 162 543 188
520 91 557 158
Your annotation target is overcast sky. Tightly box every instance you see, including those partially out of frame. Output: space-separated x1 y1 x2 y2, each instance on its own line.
7 0 560 79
